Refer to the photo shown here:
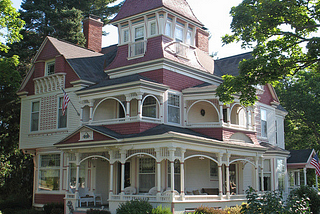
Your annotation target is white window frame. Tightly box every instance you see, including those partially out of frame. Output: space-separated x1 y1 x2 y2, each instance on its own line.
186 29 193 46
261 109 267 138
45 60 55 76
167 92 181 124
134 24 145 42
175 24 184 42
38 153 61 192
57 96 67 129
31 100 40 132
148 20 157 37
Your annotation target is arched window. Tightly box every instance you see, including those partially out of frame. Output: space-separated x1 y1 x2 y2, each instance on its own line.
142 96 157 118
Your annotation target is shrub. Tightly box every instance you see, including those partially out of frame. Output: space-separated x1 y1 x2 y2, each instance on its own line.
223 205 241 214
116 199 153 214
151 205 172 214
87 209 111 214
195 206 226 214
43 203 64 214
287 185 320 214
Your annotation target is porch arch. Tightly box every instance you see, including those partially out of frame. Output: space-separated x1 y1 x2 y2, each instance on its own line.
184 154 219 165
229 158 256 168
125 152 156 161
80 155 110 164
187 100 220 123
92 97 126 121
230 103 246 126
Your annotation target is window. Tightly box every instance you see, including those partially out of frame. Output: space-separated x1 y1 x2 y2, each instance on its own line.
135 26 144 41
31 101 40 131
39 154 60 191
123 29 129 43
168 93 180 124
210 161 218 178
133 26 145 56
142 96 157 118
165 21 172 37
186 30 193 45
149 21 157 36
69 163 86 189
139 158 155 193
58 97 67 128
46 61 55 76
261 109 267 137
168 160 180 191
277 159 285 191
175 25 184 42
248 110 252 126
260 159 271 191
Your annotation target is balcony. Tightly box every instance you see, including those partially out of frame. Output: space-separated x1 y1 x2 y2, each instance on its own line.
34 73 66 94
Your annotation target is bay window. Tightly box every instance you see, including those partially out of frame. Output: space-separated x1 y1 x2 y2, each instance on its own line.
260 159 271 191
168 93 180 124
39 154 60 191
277 158 285 191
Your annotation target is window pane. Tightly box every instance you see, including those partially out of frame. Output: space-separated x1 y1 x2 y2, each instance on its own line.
124 29 129 43
150 22 156 35
41 154 60 167
277 159 285 191
186 30 192 45
47 62 55 75
135 26 144 40
139 158 155 173
261 109 267 120
165 22 171 37
168 106 180 123
31 101 39 131
210 161 218 177
142 97 157 118
39 169 60 191
175 26 183 42
32 101 39 112
168 94 179 106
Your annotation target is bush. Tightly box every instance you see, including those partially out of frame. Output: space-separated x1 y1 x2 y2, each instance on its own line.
223 205 241 214
43 203 64 214
87 209 111 214
151 205 172 214
195 206 226 214
116 199 153 214
0 194 32 214
288 185 320 214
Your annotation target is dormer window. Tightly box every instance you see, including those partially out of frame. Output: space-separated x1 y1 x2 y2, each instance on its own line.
123 28 129 43
175 25 184 42
46 61 55 76
165 20 172 37
128 25 146 58
186 29 193 45
149 21 157 36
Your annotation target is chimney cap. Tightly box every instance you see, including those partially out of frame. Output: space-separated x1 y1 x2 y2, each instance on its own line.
83 14 103 23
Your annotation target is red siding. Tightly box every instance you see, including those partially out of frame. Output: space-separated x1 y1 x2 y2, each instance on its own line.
34 62 45 78
34 194 64 204
191 128 223 141
259 85 276 106
140 69 204 91
105 122 158 135
37 40 59 61
59 131 114 145
83 17 103 53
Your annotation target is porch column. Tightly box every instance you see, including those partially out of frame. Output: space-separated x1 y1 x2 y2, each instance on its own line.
255 156 259 191
109 151 114 199
219 102 223 125
217 153 223 199
120 150 126 199
66 154 70 191
75 153 80 205
137 93 143 120
226 104 231 126
89 100 94 124
304 167 307 186
180 149 186 200
184 100 187 126
298 170 301 186
261 157 264 192
155 148 161 200
226 153 231 199
169 148 176 200
125 95 131 120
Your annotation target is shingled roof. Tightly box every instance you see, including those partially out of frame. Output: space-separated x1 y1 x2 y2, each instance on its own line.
111 0 202 25
287 149 314 164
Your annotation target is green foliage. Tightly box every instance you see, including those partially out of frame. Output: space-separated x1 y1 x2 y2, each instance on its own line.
241 186 312 214
223 205 241 214
287 185 320 214
217 0 320 105
0 0 24 52
43 203 64 214
151 205 172 214
0 194 32 214
116 199 153 214
194 206 226 214
275 70 320 150
87 209 111 214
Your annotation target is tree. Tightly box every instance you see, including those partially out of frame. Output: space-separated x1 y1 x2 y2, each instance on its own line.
0 0 33 200
275 70 320 151
216 0 320 106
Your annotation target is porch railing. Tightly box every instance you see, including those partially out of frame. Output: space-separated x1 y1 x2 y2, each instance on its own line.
186 122 221 127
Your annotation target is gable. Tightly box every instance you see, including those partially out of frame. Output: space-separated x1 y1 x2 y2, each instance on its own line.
57 127 115 145
36 39 60 62
259 84 279 105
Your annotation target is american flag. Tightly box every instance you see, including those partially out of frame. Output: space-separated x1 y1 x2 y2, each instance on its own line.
62 91 70 116
310 153 320 177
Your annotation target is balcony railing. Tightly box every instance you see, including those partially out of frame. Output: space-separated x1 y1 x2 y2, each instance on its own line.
128 40 147 58
175 42 189 58
34 73 65 94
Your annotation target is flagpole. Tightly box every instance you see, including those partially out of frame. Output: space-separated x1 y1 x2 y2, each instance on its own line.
61 88 80 116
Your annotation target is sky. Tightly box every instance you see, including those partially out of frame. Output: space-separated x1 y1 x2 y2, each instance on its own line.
11 0 249 59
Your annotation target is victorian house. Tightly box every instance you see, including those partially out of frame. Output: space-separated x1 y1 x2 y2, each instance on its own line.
18 0 290 213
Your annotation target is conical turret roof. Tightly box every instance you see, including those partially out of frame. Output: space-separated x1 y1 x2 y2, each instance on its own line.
111 0 202 25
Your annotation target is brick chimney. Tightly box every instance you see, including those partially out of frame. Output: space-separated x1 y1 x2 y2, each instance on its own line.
195 27 209 54
83 15 103 52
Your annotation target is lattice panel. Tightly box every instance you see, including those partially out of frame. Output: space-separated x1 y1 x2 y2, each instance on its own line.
126 149 156 158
